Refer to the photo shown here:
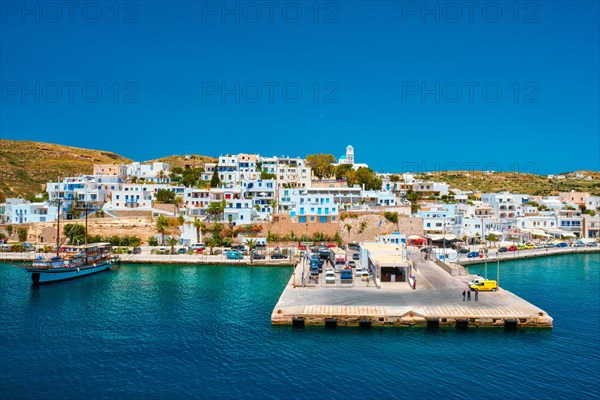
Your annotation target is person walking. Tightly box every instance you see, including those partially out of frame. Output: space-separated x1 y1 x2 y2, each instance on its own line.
475 289 479 302
467 289 471 301
462 290 466 301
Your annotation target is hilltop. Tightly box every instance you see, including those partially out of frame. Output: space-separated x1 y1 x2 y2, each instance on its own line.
146 154 217 170
416 170 600 196
0 140 132 201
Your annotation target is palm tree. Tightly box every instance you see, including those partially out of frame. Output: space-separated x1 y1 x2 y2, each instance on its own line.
174 195 183 215
166 236 178 254
345 223 352 237
157 170 166 183
246 239 256 264
156 215 168 245
193 217 204 244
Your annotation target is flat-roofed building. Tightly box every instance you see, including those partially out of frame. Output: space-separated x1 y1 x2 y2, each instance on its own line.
359 242 412 284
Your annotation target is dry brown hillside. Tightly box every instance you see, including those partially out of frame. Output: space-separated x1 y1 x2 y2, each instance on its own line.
146 154 217 170
0 140 131 201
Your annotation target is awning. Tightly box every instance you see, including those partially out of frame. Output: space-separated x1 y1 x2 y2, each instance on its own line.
407 235 423 240
531 229 550 237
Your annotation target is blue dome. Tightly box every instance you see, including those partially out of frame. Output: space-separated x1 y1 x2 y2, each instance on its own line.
339 155 346 160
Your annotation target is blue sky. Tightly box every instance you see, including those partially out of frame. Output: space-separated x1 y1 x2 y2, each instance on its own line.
1 1 598 174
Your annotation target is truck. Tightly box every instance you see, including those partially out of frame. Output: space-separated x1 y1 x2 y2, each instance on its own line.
310 254 324 272
310 258 321 275
340 268 353 283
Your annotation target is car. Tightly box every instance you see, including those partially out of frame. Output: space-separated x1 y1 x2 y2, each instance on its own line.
325 269 336 284
271 253 286 259
361 270 370 281
469 280 498 292
252 252 266 260
508 246 518 252
354 267 365 277
231 244 246 251
587 242 598 247
177 247 187 254
133 246 142 254
352 253 360 260
524 244 535 249
498 247 509 253
556 242 568 248
458 248 469 254
517 245 526 250
544 243 556 248
420 247 430 253
348 260 356 268
469 277 487 286
574 242 586 247
467 252 480 258
190 243 205 250
21 242 35 251
226 250 243 260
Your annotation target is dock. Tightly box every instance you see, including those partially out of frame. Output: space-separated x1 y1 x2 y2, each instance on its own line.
271 255 554 329
456 246 599 266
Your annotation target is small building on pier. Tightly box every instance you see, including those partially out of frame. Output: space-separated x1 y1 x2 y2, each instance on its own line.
359 242 412 284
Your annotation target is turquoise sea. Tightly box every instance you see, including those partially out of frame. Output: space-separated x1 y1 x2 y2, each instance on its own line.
1 253 599 399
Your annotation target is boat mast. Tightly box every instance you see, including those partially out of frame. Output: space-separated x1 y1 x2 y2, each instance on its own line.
84 198 88 264
56 198 61 257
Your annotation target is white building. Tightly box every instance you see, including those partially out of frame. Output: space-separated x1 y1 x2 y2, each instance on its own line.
418 204 457 234
283 190 339 223
0 198 59 224
481 192 528 219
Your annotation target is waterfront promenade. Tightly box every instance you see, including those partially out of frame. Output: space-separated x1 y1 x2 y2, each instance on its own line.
456 246 599 266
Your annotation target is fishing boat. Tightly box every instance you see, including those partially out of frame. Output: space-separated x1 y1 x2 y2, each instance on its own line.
26 243 115 284
24 198 116 284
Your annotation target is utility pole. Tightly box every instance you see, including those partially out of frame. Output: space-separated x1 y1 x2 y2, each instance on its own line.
497 256 500 286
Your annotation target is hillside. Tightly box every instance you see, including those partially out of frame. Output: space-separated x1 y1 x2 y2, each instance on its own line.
146 154 217 170
0 140 131 201
416 170 600 196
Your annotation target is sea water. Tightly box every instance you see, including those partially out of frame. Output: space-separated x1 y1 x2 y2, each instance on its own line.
1 253 598 399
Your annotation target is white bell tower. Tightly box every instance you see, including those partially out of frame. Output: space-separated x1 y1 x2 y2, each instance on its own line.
346 145 354 165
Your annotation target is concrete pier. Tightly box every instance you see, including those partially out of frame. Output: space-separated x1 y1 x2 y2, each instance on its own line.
271 255 554 328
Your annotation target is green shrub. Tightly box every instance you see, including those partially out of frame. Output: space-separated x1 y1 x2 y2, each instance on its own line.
383 212 398 224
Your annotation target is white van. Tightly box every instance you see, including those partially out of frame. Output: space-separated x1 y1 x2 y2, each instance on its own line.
190 243 205 250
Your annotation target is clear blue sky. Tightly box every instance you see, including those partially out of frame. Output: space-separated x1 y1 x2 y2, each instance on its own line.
1 1 598 174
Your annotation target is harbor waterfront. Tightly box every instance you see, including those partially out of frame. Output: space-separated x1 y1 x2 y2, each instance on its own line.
1 253 599 399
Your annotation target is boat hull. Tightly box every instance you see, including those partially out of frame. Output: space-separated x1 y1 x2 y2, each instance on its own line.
26 261 113 284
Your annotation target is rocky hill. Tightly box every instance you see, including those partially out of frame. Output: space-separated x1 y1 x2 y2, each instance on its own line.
416 170 600 196
0 140 131 201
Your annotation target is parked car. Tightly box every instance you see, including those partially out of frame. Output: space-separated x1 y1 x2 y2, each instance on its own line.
556 242 568 248
226 250 243 260
587 242 598 247
177 247 187 254
190 243 205 250
231 244 246 251
467 252 480 258
348 260 356 268
544 243 556 248
354 267 365 277
574 242 586 247
21 242 35 252
340 268 353 283
458 248 469 254
271 253 286 259
352 253 360 260
252 252 265 260
498 247 509 253
325 269 336 284
508 246 518 252
133 246 142 254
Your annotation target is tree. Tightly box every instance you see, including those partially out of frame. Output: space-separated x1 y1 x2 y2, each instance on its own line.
174 196 183 215
166 236 178 254
210 165 221 188
193 217 205 244
355 167 382 190
246 239 256 263
6 225 13 237
390 174 400 182
260 171 276 180
148 236 159 246
306 154 335 180
335 164 353 180
485 233 499 244
156 189 176 204
344 223 352 236
63 224 85 244
156 215 169 245
383 212 398 224
207 199 226 221
17 226 28 242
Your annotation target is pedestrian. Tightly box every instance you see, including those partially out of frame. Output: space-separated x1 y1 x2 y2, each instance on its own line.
475 289 479 302
413 280 417 290
467 289 471 301
462 290 466 301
